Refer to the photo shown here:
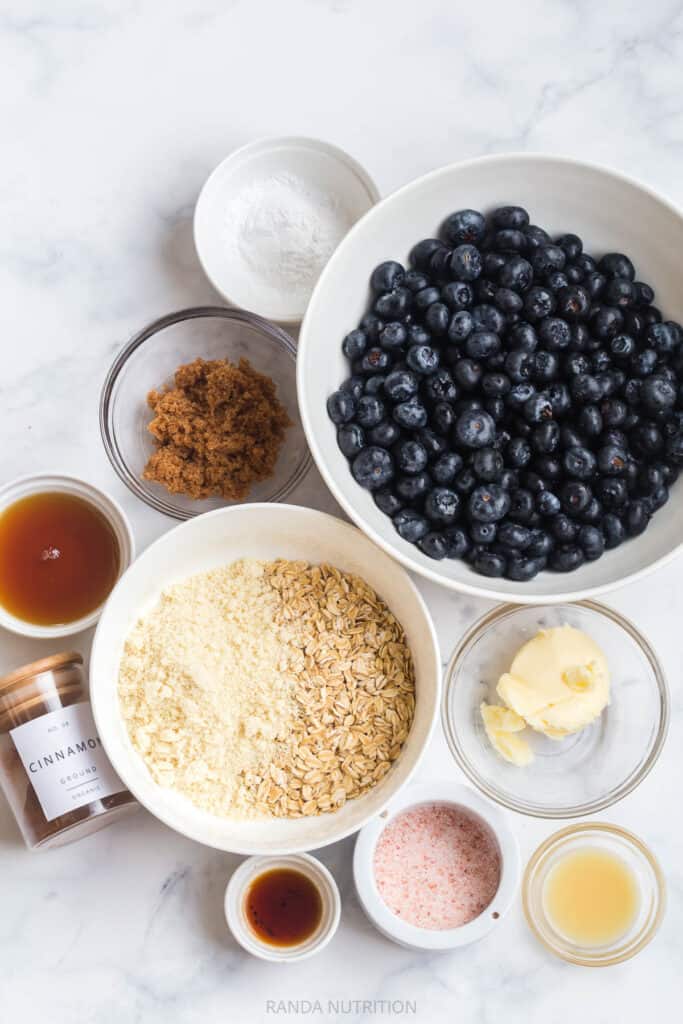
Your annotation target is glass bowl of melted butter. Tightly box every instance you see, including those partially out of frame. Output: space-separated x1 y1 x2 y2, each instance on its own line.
442 601 669 818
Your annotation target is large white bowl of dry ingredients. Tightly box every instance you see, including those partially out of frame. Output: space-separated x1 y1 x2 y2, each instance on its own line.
90 504 440 854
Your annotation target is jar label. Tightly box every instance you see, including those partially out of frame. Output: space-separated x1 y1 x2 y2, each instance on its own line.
10 702 126 821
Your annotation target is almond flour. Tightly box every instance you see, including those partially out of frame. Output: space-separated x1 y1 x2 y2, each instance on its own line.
118 559 415 819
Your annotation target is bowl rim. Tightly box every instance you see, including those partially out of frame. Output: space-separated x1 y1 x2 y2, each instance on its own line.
89 503 441 855
297 151 683 603
193 135 381 323
353 781 519 950
99 305 312 519
0 472 135 638
521 821 667 966
441 598 670 819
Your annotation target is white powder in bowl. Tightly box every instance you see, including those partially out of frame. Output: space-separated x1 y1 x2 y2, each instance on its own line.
223 172 353 309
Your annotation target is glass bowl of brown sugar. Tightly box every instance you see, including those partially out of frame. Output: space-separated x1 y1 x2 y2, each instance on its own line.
100 306 311 519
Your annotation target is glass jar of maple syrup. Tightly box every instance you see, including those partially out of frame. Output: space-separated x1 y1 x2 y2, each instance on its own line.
0 475 134 638
0 652 137 849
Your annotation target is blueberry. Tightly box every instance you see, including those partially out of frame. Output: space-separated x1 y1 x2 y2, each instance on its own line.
537 490 561 516
393 508 430 542
432 401 456 435
538 316 571 351
424 487 461 525
591 305 624 340
374 287 412 320
531 420 560 453
646 484 669 513
571 373 602 403
492 205 530 230
441 209 487 246
524 392 553 424
337 423 366 458
418 532 450 559
471 549 507 577
576 404 603 438
364 374 387 395
482 372 512 397
547 383 571 416
524 286 556 321
547 271 569 292
356 395 385 428
339 375 365 401
369 420 400 448
581 497 603 524
469 484 511 523
498 521 532 549
550 545 585 572
623 377 642 405
561 480 592 512
450 244 483 281
475 278 498 303
422 368 458 404
473 447 504 481
371 261 405 294
409 238 443 270
374 486 403 517
414 286 442 311
631 422 663 456
641 374 677 413
530 244 566 276
563 446 597 479
407 344 440 375
483 252 507 277
384 369 418 403
527 528 554 558
432 451 463 484
498 256 533 292
393 397 428 429
525 225 552 249
505 556 545 580
626 499 649 536
578 525 605 560
443 526 471 558
358 347 391 374
601 397 627 427
395 471 432 503
327 389 356 424
665 431 683 464
534 455 562 482
506 436 532 467
552 514 578 542
351 446 394 490
342 329 367 360
394 438 428 475
425 302 450 336
379 322 408 350
454 408 496 448
442 281 474 311
403 270 430 293
411 423 448 460
470 522 497 544
494 287 524 315
466 330 501 360
556 285 591 321
360 313 384 341
447 310 475 343
492 228 526 254
599 252 635 280
597 444 628 476
557 233 583 260
471 303 506 334
453 468 478 496
533 350 560 382
603 278 635 308
506 350 535 383
603 512 626 548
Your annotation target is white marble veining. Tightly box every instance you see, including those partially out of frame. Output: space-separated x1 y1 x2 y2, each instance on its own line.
1 1 682 1020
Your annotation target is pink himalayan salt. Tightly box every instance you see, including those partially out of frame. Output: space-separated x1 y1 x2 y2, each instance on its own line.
373 803 501 930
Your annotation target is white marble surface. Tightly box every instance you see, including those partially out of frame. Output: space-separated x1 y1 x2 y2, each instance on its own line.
1 1 682 1021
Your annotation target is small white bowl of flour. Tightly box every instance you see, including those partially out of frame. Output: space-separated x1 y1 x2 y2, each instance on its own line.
194 137 379 323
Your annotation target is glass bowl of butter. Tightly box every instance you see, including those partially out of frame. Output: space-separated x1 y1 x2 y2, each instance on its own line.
442 602 669 818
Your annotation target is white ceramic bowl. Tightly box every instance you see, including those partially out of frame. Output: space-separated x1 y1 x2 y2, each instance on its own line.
89 504 440 854
298 153 683 603
353 782 519 951
0 474 134 639
194 136 379 323
224 853 341 962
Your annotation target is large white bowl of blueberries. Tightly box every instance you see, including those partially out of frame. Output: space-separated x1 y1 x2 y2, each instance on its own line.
297 154 683 601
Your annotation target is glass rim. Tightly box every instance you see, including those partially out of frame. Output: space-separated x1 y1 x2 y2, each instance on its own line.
99 305 312 519
441 599 670 819
521 821 667 966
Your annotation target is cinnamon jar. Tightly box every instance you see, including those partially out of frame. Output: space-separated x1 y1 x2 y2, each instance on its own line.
0 652 136 849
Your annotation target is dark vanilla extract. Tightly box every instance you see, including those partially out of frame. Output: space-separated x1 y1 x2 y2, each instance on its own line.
245 868 323 947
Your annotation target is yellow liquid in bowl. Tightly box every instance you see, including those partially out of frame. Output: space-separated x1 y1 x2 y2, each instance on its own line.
543 847 640 947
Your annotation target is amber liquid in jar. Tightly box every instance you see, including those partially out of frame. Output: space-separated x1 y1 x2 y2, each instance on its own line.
0 492 120 625
245 868 323 947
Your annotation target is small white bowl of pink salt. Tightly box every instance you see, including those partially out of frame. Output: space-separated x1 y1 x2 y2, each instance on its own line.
353 782 519 950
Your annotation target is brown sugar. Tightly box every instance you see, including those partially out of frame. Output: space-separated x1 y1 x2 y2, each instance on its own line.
143 357 292 501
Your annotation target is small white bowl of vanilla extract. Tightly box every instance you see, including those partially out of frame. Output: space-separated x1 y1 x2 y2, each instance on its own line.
224 853 341 962
0 474 134 639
